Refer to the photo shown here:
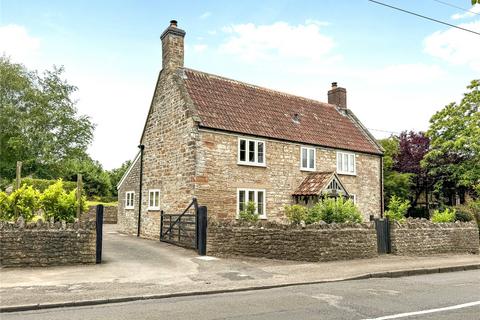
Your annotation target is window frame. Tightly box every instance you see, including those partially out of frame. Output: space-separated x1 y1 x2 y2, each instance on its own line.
336 151 356 175
148 189 161 210
237 137 266 167
125 191 135 209
300 146 316 171
236 188 267 219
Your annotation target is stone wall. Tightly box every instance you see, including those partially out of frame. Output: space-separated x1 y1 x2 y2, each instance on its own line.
80 205 118 224
195 130 382 222
207 220 378 262
0 220 96 267
118 154 141 236
390 219 479 255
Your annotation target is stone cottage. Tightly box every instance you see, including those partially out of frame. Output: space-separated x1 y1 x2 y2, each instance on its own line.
117 20 384 239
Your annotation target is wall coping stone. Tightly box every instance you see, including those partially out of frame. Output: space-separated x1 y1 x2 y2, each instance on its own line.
208 219 375 230
391 218 478 229
0 219 96 231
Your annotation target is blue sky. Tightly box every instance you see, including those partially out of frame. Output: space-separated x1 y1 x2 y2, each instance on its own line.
1 0 479 169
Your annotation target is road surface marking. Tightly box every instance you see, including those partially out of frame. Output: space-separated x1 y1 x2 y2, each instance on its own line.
363 301 480 320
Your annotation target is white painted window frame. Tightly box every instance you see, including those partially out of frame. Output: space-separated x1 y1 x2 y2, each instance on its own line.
148 189 160 210
237 137 266 167
236 188 267 219
336 151 356 175
350 194 357 204
125 191 135 209
300 146 316 171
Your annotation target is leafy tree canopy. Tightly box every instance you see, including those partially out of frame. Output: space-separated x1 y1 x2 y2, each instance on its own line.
423 80 480 194
0 57 95 182
107 160 132 196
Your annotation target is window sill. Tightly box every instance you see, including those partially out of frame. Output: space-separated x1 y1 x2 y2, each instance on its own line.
337 171 357 176
237 162 267 168
300 167 316 172
147 207 160 211
125 207 135 210
236 216 268 220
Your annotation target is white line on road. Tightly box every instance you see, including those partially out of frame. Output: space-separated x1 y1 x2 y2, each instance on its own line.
362 301 480 320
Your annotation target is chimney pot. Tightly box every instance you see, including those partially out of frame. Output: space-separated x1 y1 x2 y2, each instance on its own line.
170 20 178 27
331 82 337 88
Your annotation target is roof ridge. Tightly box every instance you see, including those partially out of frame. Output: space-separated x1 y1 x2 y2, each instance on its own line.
182 67 334 108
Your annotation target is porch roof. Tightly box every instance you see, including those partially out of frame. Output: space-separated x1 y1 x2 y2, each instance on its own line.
292 171 349 196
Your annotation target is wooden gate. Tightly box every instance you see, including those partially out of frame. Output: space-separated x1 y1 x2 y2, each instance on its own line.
375 218 391 254
160 198 207 255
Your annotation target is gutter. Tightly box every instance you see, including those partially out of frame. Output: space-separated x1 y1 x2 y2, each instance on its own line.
137 144 145 237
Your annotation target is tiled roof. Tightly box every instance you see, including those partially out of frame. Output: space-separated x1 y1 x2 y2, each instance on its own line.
182 68 382 155
293 172 334 196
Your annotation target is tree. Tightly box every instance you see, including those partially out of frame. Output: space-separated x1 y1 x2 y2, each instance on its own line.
423 80 480 203
0 57 95 181
107 160 132 196
394 131 430 208
378 137 413 208
62 157 112 197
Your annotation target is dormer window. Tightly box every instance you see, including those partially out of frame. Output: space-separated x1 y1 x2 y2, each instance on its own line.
238 137 266 166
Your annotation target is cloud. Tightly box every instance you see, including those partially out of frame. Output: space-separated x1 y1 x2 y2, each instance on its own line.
451 4 480 20
423 20 480 71
219 21 334 62
200 12 211 20
0 24 41 65
193 44 208 53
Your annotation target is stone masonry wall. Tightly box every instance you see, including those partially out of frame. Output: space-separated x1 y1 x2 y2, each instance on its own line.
118 154 141 236
207 220 378 262
195 130 381 222
138 69 197 239
80 205 118 224
390 219 479 255
0 220 96 267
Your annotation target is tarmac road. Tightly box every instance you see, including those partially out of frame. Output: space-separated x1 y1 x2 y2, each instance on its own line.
3 269 479 320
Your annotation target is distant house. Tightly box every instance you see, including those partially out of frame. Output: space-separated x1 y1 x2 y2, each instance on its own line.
117 20 384 239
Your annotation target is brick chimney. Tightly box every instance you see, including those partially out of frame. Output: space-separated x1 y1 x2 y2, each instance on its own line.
328 82 347 109
160 20 186 70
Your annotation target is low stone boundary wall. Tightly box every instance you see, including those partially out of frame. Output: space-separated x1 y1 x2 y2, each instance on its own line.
207 220 378 262
0 220 96 267
80 205 117 224
390 219 479 255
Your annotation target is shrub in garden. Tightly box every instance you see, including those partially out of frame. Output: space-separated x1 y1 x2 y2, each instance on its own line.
384 195 409 221
454 209 474 222
310 196 362 224
284 205 308 224
21 178 77 192
431 208 456 223
239 201 259 222
0 185 40 221
41 180 87 222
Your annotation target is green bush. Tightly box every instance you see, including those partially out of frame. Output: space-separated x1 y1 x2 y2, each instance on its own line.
431 208 456 223
41 180 87 222
384 196 409 221
239 201 259 222
0 185 40 221
454 209 474 222
21 178 77 192
0 179 86 223
284 205 308 224
309 197 362 224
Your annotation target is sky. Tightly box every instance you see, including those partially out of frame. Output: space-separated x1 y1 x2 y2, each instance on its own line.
1 0 479 170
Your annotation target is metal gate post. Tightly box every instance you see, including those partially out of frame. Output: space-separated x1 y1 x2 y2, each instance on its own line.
95 204 104 264
197 206 207 256
160 210 164 240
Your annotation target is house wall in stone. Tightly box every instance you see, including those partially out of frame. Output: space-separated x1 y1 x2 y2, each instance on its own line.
194 130 381 222
117 154 141 236
137 70 197 239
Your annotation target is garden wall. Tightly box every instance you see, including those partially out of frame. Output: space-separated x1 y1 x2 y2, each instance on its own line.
80 205 118 224
0 219 96 267
207 220 378 262
390 219 479 255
